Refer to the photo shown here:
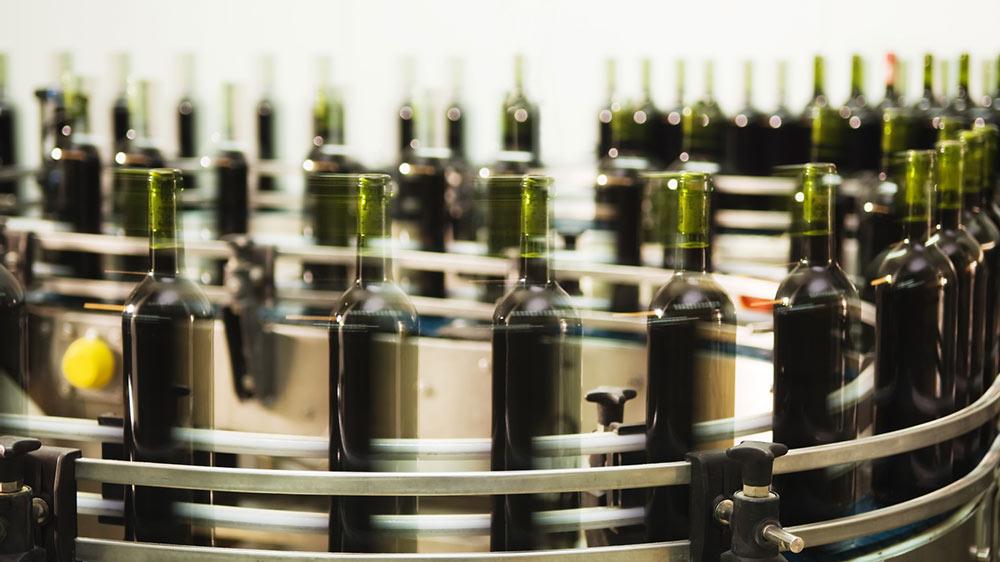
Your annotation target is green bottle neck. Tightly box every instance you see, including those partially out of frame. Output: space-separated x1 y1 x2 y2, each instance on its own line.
356 176 393 284
148 170 183 277
674 176 711 272
936 141 964 230
922 55 935 99
519 177 552 285
813 56 826 98
850 56 864 98
792 166 835 265
957 55 970 100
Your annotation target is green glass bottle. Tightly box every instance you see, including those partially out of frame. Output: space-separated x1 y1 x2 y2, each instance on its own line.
597 58 621 161
872 150 957 505
764 60 808 168
491 176 582 551
944 53 974 127
256 55 278 193
807 56 847 171
214 83 248 244
111 52 132 154
481 174 522 303
634 58 662 165
329 174 419 553
304 56 354 173
646 171 736 540
842 54 882 173
302 172 354 291
912 54 943 149
773 163 862 525
672 61 724 172
176 53 198 161
658 60 685 165
928 139 986 477
445 58 467 160
959 129 1000 411
0 53 15 199
725 60 768 175
123 169 213 544
501 54 540 165
876 52 903 111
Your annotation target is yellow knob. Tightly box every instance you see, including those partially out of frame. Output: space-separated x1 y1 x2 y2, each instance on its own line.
62 336 115 390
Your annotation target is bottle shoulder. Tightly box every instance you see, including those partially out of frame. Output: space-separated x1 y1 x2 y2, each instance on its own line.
492 281 580 326
0 265 24 305
875 241 958 284
124 274 212 319
776 263 859 305
964 209 1000 242
929 228 984 265
332 281 419 328
650 272 735 320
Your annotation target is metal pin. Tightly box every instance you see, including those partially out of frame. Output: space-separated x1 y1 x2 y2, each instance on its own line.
761 524 804 553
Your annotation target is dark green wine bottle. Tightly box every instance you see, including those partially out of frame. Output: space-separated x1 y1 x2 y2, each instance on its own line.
877 52 903 111
394 147 450 298
646 171 736 540
634 58 662 165
842 54 881 173
658 60 685 166
111 52 132 154
256 55 278 193
176 54 197 160
0 53 17 199
764 61 808 169
329 174 419 553
672 61 724 172
0 194 26 415
928 139 986 477
214 83 248 241
597 58 620 161
858 108 911 297
305 57 354 173
872 149 957 505
501 55 540 165
912 54 942 149
944 54 974 127
491 176 582 551
123 169 213 544
445 58 466 160
481 174 522 303
959 129 1000 415
773 162 862 525
725 60 768 175
397 57 417 156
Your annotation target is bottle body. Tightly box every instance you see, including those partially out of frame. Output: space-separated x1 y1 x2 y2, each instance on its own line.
0 98 16 197
0 263 26 418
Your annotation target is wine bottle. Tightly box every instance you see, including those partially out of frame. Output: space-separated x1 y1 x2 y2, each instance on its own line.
646 171 736 540
118 80 165 168
395 146 450 298
672 60 724 172
176 53 197 160
842 54 881 174
958 129 1000 418
0 217 26 416
981 124 1000 227
772 162 862 525
977 124 1000 455
491 175 582 551
872 149 957 505
122 168 213 544
256 55 278 193
329 173 419 553
214 83 249 240
305 56 353 173
398 57 417 156
928 139 986 478
912 54 942 149
634 58 662 165
876 52 903 111
501 54 540 165
37 54 74 219
597 58 620 161
111 52 132 153
763 61 808 170
0 53 17 198
302 171 354 292
941 53 974 129
658 60 685 166
445 58 466 160
57 75 103 279
858 107 911 296
724 60 768 176
991 54 1000 126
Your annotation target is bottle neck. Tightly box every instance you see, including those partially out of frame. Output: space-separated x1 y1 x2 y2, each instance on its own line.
776 62 788 108
850 57 864 97
803 233 832 265
355 186 392 284
675 61 685 105
519 180 551 285
903 218 930 241
923 56 934 99
813 58 825 98
958 56 970 99
939 206 961 230
742 61 753 107
676 245 708 272
149 175 182 277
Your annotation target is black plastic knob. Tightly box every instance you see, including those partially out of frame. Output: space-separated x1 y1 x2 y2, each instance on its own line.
0 436 41 484
586 386 638 426
726 441 788 488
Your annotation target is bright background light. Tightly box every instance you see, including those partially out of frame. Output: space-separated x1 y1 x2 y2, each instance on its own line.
1 0 999 177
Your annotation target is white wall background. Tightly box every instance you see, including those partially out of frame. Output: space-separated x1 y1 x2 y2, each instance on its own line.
2 0 999 182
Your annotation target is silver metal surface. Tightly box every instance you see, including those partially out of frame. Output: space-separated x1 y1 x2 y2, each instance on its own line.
760 524 804 553
73 378 1000 496
74 538 688 561
788 434 1000 548
75 492 644 536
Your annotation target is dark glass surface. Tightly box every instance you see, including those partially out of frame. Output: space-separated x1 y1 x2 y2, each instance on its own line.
491 260 582 551
57 144 103 278
177 97 196 158
646 261 736 540
394 154 449 298
0 263 26 417
593 162 644 312
257 98 277 191
328 279 419 552
725 103 769 176
773 261 861 524
872 236 957 505
214 148 249 237
0 99 16 196
112 94 130 150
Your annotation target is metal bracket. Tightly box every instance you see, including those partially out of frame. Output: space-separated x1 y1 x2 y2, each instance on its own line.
221 235 276 402
686 450 740 562
22 445 81 562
